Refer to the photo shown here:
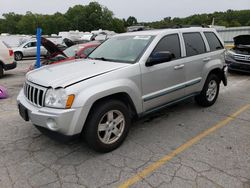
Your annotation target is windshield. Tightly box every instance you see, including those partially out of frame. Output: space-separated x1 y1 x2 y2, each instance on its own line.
88 35 154 63
63 45 81 57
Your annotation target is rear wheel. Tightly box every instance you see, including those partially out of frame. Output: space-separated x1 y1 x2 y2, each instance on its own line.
0 64 3 78
14 52 23 61
83 99 131 153
195 74 220 107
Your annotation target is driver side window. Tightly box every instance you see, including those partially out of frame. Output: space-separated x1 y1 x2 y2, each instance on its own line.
24 42 36 48
152 34 181 60
24 43 31 48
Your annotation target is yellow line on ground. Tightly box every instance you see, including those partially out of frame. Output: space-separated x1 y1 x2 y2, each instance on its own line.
119 104 250 188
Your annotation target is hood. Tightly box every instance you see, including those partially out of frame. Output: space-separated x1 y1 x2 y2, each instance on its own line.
63 38 75 47
41 37 67 58
26 59 129 88
233 35 250 46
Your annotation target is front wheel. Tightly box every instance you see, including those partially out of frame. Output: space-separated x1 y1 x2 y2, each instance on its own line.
0 64 3 78
195 74 220 107
83 100 131 153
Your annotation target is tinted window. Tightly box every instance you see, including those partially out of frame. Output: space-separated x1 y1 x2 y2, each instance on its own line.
153 34 181 59
31 42 37 47
204 32 223 51
183 33 206 57
25 42 37 48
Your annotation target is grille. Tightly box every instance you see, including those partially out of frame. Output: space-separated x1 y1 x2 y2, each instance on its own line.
24 81 47 107
234 54 250 63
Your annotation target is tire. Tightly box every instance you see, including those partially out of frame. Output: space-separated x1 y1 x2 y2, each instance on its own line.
0 64 3 78
44 51 51 59
83 99 131 153
195 74 220 107
227 68 234 74
14 52 23 61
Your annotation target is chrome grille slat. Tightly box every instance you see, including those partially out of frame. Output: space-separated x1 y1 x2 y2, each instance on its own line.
23 81 47 107
41 90 45 106
37 90 40 107
28 86 31 101
234 55 250 62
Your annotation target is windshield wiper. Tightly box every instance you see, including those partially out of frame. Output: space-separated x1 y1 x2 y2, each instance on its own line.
92 57 109 61
88 57 122 63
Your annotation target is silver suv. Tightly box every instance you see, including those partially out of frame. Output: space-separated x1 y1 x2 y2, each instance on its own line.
13 39 47 61
17 27 227 152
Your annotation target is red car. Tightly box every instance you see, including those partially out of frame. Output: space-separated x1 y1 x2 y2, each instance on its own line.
28 38 100 71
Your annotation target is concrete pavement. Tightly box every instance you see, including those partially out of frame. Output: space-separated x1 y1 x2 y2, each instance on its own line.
0 60 249 188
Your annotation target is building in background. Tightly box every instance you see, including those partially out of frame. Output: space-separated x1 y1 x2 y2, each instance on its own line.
211 26 250 47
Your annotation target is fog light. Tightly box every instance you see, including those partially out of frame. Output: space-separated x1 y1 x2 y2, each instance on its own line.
46 118 58 131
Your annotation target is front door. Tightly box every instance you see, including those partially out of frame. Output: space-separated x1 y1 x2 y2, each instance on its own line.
23 42 37 56
140 34 186 111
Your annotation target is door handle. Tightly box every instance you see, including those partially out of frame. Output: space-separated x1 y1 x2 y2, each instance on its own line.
203 57 211 62
174 64 184 70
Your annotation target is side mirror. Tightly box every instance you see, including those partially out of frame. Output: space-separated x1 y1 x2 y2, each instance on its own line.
146 51 174 67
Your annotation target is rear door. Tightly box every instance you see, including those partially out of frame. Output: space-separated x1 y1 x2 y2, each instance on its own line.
181 32 208 95
140 33 186 111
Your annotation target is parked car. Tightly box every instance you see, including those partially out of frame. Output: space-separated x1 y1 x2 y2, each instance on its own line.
13 39 47 60
225 35 250 73
28 40 100 71
13 38 67 61
0 40 16 77
17 27 227 152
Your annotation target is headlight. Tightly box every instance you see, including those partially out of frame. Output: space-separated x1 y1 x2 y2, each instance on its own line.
45 88 75 109
225 50 234 59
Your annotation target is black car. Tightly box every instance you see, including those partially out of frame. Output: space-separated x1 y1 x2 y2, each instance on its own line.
225 35 250 73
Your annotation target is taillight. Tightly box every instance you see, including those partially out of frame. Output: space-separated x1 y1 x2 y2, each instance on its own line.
9 49 13 56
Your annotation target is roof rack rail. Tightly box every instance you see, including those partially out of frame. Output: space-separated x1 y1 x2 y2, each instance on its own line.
174 24 210 28
160 24 210 29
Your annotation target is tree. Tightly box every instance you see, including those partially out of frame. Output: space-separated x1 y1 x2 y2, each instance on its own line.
17 12 38 34
126 16 138 26
111 18 125 33
1 4 249 35
1 12 22 33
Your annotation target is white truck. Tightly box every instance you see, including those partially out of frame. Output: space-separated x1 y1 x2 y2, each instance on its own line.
0 40 16 77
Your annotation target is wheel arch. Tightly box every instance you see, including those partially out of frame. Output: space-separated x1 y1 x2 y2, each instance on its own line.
14 51 23 55
207 67 227 86
88 92 138 120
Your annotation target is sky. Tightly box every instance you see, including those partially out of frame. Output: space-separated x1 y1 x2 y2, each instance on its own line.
1 0 250 22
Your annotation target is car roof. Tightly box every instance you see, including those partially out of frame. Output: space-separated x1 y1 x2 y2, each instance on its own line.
116 27 217 37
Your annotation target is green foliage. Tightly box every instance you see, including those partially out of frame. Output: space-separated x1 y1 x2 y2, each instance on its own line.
147 9 250 29
0 3 249 35
126 16 138 26
0 2 125 34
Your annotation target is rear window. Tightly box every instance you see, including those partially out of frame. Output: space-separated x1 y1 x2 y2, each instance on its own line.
2 41 10 48
204 32 223 51
183 32 206 57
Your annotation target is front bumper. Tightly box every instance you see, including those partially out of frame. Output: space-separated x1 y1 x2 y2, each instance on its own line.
222 65 228 86
3 61 17 71
225 57 250 73
17 89 84 136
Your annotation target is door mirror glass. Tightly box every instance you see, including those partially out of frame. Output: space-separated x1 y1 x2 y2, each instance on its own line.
146 51 174 67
